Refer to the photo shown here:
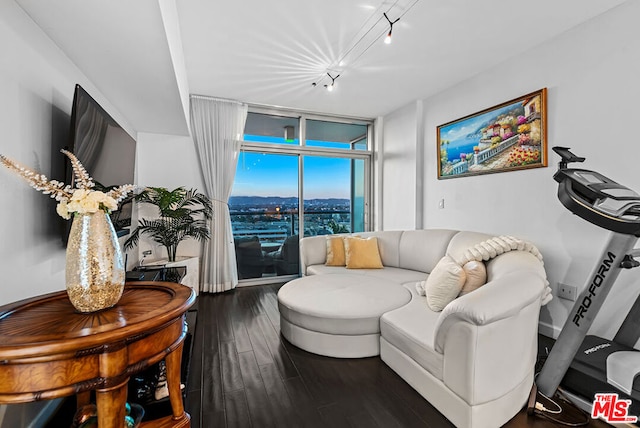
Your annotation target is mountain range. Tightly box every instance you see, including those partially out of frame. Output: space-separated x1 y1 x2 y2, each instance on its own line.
229 196 349 206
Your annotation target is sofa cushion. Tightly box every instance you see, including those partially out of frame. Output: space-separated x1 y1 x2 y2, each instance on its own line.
425 256 466 311
300 235 329 271
446 231 495 265
487 250 547 282
301 230 456 274
326 236 347 266
358 231 404 267
398 229 459 273
460 260 487 296
344 237 384 269
278 274 411 335
306 264 351 276
306 265 428 284
380 284 444 380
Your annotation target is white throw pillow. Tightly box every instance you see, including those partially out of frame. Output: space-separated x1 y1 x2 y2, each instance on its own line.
459 260 487 296
425 255 466 311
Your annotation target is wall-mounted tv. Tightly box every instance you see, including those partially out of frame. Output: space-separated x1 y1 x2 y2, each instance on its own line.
66 84 136 237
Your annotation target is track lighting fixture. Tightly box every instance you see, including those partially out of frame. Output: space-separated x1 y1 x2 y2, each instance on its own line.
383 12 400 44
310 0 418 91
324 73 339 92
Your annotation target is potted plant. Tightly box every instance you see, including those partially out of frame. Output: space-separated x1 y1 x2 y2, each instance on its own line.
328 219 349 234
124 187 213 262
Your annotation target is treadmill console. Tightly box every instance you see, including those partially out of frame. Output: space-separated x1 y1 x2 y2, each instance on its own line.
552 147 640 236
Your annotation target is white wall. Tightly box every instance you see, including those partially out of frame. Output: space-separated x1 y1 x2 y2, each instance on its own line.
0 1 133 306
383 1 640 340
134 132 205 262
380 101 420 230
0 2 138 424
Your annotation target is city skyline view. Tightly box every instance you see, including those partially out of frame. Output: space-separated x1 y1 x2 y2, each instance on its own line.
232 136 355 200
230 132 368 279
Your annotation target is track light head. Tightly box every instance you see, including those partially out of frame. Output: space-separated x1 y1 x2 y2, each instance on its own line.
323 73 339 92
383 12 399 44
311 8 410 92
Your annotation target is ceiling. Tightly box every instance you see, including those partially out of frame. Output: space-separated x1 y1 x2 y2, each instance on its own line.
15 0 627 137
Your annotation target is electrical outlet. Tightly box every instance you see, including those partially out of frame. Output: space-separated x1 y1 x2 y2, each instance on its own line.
558 283 577 301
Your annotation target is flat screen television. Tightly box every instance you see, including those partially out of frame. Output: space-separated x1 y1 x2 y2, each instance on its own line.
66 84 137 238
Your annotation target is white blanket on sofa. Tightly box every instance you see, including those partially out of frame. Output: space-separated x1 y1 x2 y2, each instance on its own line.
462 235 552 305
416 236 552 305
459 235 543 264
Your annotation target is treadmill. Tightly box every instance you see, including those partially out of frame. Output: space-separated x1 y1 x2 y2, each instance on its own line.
536 146 640 416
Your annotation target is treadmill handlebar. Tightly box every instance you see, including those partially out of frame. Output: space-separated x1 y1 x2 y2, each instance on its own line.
553 146 585 169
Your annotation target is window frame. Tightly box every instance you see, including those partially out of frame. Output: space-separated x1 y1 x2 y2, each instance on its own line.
233 106 374 285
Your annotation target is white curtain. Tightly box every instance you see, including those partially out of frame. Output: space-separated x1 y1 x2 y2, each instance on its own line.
190 95 248 293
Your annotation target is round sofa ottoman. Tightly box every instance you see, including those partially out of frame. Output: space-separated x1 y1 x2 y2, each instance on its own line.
277 273 411 358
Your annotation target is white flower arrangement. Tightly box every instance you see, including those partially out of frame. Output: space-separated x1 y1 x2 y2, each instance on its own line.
0 149 136 220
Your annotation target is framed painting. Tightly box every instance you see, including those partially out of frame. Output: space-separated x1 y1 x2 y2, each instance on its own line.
437 88 547 179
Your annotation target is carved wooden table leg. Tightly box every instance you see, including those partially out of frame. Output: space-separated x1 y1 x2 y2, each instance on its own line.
97 347 128 428
166 340 185 420
96 379 128 428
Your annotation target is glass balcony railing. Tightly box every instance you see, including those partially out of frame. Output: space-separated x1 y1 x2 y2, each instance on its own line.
230 210 352 280
232 210 351 239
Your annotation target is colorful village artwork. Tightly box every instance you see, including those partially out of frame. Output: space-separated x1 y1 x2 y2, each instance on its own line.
437 89 546 179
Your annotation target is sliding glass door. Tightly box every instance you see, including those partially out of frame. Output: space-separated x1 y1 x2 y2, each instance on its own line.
230 152 299 280
302 156 366 236
230 110 373 283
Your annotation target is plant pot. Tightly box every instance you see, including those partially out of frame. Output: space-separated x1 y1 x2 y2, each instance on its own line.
65 212 125 313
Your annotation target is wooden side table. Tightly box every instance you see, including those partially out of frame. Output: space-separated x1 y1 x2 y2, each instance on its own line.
0 281 195 428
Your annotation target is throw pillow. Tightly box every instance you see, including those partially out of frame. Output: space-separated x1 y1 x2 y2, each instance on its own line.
425 255 466 311
326 236 347 266
459 260 487 296
344 237 383 269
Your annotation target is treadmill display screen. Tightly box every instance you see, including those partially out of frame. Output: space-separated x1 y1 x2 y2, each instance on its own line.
575 171 604 184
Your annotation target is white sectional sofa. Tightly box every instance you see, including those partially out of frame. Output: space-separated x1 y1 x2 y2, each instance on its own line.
277 229 549 428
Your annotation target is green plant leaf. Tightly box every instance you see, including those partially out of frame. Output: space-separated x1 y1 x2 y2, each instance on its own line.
126 187 213 262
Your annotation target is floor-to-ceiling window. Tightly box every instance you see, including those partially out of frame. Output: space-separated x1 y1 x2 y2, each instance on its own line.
230 109 373 284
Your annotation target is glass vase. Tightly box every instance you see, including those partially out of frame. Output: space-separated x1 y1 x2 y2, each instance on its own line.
65 212 125 313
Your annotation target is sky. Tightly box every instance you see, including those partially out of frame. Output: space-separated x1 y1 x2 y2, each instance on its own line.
231 136 356 200
439 102 520 143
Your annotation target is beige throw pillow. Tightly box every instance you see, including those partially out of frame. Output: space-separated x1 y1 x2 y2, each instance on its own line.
326 236 347 266
459 260 487 296
425 255 466 311
344 237 383 269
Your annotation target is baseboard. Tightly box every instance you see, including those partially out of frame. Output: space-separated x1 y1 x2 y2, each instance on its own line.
237 274 297 287
538 320 561 339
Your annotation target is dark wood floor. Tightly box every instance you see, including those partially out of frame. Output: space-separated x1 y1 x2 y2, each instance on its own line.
184 283 611 428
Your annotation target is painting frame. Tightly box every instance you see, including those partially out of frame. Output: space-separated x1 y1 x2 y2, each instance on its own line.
436 88 547 179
